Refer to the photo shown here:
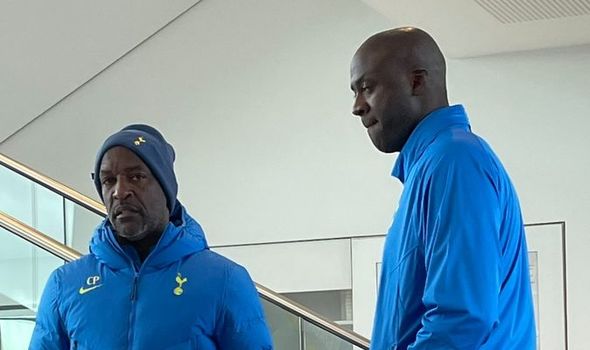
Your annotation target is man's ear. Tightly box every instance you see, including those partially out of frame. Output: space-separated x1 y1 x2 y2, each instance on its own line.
411 69 427 96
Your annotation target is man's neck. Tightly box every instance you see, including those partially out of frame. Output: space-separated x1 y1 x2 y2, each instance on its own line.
133 233 162 262
117 229 165 263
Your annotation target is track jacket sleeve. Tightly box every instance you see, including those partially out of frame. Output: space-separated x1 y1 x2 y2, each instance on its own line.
409 150 501 349
216 264 273 349
29 270 69 350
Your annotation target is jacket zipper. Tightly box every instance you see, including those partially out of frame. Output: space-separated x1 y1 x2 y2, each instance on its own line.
127 273 139 350
131 275 138 301
123 237 161 350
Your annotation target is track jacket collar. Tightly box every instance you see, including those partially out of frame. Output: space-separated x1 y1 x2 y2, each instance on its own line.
392 104 470 183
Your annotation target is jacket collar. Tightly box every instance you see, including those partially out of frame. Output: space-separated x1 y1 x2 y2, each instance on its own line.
392 104 470 183
90 204 209 271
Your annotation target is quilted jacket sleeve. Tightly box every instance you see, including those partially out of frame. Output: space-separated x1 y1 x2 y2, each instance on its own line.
29 270 69 350
215 264 273 349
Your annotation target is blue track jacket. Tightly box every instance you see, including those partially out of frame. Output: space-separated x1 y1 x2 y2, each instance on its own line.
370 105 536 349
30 206 273 350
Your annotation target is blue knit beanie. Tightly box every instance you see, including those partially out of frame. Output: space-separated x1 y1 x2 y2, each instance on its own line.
92 124 178 214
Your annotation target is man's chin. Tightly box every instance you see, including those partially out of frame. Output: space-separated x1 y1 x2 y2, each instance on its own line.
114 224 147 242
118 233 147 242
369 130 393 153
370 138 396 154
370 135 401 153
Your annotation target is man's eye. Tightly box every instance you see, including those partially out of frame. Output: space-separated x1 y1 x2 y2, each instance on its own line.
101 177 115 186
130 174 144 182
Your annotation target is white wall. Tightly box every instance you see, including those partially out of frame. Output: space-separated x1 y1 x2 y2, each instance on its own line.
0 0 201 142
0 0 396 246
1 0 589 348
216 239 352 293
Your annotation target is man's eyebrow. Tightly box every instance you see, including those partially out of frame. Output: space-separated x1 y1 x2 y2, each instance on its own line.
99 165 144 175
350 75 365 91
123 165 144 172
351 75 377 91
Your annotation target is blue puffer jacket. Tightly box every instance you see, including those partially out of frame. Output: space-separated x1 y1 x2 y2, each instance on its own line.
30 206 273 349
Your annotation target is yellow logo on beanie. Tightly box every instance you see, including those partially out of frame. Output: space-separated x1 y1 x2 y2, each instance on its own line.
133 136 146 146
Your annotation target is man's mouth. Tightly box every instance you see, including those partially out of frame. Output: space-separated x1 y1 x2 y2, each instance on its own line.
362 119 378 129
114 206 140 219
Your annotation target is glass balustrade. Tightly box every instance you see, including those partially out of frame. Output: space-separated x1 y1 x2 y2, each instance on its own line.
0 225 65 349
0 162 103 254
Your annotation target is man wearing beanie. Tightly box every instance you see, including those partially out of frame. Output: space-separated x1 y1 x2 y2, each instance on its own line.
30 124 273 349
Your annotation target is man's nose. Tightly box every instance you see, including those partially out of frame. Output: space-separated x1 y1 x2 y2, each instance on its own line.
352 96 369 116
113 178 132 200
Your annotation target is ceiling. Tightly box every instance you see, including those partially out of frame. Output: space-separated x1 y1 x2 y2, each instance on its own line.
1 0 588 146
360 0 590 57
0 0 201 143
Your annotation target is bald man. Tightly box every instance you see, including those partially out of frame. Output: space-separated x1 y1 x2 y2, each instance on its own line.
350 28 535 349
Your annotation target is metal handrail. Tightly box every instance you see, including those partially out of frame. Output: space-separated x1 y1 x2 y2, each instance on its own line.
0 153 105 216
0 173 371 349
0 211 81 262
0 212 78 350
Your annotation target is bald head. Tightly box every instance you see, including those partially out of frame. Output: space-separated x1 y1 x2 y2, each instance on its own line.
355 27 448 108
350 27 449 153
